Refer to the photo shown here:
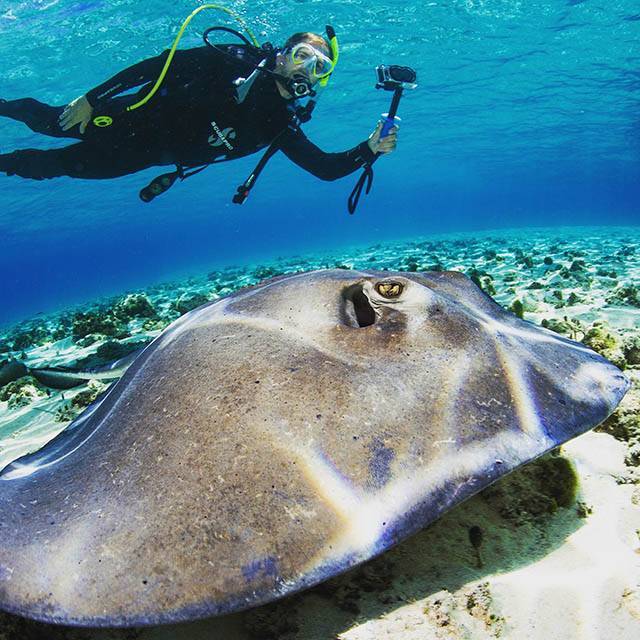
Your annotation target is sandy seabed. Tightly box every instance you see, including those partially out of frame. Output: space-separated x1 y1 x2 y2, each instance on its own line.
1 225 639 639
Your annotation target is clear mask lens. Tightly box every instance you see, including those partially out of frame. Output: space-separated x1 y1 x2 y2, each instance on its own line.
290 43 333 78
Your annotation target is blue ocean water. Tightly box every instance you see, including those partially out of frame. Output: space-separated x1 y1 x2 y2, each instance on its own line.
0 0 638 326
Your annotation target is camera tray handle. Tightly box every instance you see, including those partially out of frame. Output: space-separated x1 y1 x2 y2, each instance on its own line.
346 64 417 214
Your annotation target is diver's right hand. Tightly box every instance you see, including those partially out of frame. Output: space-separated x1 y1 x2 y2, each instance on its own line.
59 95 93 134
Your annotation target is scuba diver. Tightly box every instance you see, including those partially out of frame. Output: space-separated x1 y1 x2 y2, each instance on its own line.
0 9 398 204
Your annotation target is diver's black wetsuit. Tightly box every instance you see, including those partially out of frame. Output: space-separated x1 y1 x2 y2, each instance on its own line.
0 45 375 182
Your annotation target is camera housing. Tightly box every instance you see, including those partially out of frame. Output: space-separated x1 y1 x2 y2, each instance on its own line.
375 65 418 90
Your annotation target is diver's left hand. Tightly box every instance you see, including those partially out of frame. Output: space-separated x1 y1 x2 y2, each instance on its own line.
59 95 93 134
367 121 399 155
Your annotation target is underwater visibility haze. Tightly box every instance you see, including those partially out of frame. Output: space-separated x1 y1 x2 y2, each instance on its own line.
0 0 638 324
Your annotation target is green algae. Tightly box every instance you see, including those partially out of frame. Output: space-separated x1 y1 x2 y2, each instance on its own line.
623 335 640 366
8 322 50 351
95 340 144 361
173 292 210 315
0 376 48 409
607 285 640 308
508 299 524 319
71 311 128 342
541 316 584 340
583 322 618 352
112 293 157 321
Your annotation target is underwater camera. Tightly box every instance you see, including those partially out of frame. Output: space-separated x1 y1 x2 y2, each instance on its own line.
375 64 417 90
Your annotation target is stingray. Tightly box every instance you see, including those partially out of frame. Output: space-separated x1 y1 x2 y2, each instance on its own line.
0 270 629 626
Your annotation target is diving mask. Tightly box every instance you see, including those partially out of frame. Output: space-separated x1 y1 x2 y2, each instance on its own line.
288 42 335 80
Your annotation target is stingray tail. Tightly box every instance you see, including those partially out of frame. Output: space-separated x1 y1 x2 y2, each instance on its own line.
0 350 141 391
29 350 140 389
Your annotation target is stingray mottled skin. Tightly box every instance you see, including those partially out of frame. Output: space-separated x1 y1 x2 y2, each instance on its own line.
0 270 629 626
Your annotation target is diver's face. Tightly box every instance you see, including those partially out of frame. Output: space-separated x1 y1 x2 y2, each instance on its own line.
275 42 332 99
279 41 332 80
273 53 314 100
276 51 313 84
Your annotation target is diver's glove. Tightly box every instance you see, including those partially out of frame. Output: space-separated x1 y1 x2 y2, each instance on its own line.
59 95 93 134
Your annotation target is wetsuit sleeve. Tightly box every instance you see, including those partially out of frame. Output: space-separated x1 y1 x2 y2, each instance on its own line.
279 127 376 181
85 52 170 105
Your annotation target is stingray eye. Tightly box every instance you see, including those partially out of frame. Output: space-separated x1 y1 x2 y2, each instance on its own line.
375 282 404 299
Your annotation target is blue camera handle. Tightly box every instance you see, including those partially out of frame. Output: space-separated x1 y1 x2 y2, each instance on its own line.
380 114 401 139
379 85 404 140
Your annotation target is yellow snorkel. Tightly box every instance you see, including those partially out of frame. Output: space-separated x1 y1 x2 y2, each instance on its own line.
318 25 339 88
126 4 258 112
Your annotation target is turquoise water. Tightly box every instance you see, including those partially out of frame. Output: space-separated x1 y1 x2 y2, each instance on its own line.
1 0 638 325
